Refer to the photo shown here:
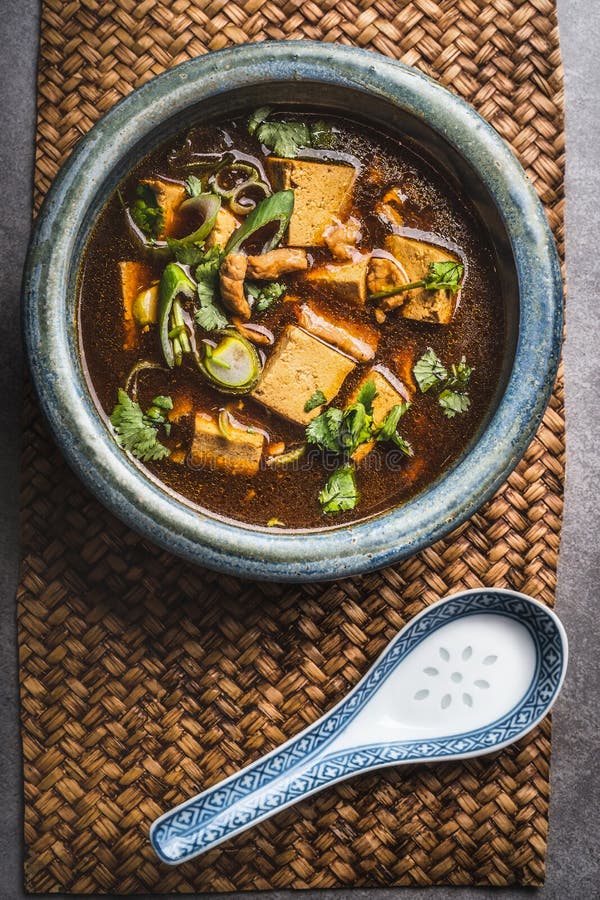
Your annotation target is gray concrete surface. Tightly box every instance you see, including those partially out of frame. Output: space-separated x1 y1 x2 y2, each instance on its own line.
0 0 598 897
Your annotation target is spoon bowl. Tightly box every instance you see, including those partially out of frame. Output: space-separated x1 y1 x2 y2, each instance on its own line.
150 589 567 864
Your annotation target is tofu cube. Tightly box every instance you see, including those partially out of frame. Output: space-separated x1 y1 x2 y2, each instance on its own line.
350 366 412 421
305 258 369 306
207 206 240 249
265 158 356 246
190 412 265 477
118 260 152 350
140 178 187 239
385 234 460 325
252 325 355 426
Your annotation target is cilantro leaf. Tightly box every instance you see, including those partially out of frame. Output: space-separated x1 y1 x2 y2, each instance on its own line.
185 175 203 197
356 379 378 415
167 239 207 266
374 403 413 456
318 464 358 514
246 280 287 312
130 184 164 239
414 348 472 418
423 261 464 294
413 348 448 393
110 389 171 462
248 108 334 159
193 246 229 331
376 402 411 442
248 106 273 135
340 403 373 454
369 259 464 302
439 389 471 418
304 390 327 413
306 407 344 453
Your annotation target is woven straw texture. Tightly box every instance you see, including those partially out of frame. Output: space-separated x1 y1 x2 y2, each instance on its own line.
20 0 564 892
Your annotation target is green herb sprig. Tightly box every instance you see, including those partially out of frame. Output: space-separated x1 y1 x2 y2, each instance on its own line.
413 348 473 418
246 280 287 313
370 261 464 302
304 390 327 413
248 107 335 158
194 246 229 331
110 390 173 462
306 381 412 514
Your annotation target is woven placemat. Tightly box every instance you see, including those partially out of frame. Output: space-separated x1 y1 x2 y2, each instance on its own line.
19 0 565 893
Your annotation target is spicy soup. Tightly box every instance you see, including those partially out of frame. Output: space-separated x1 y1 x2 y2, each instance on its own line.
78 110 505 529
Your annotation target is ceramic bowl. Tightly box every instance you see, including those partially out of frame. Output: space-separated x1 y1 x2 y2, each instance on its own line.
23 41 563 581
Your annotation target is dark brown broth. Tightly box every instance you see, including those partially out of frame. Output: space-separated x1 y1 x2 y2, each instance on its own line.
78 114 505 529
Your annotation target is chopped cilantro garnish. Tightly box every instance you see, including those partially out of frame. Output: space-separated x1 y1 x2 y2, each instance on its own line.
304 390 327 413
110 389 172 462
246 280 287 312
446 357 473 391
413 348 448 393
369 260 464 302
413 349 473 418
306 407 344 454
439 389 471 418
248 107 335 158
356 380 378 415
318 464 358 514
306 381 413 514
167 240 207 267
185 175 203 197
375 402 413 455
130 184 164 240
193 246 229 331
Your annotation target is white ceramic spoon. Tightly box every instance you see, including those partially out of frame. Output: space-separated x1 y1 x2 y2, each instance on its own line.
150 589 567 865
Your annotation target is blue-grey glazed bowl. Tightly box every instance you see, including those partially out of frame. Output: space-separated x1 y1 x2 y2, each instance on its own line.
23 41 563 582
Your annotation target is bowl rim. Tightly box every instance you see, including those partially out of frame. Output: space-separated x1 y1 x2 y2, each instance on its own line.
23 40 563 582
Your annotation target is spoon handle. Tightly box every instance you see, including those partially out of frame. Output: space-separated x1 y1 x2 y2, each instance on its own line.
150 725 334 864
150 726 444 864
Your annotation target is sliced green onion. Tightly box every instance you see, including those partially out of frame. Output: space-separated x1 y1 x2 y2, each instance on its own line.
229 180 271 216
225 190 295 254
217 408 235 440
158 264 196 368
199 330 262 394
265 444 307 468
211 163 260 198
124 360 167 401
172 192 221 247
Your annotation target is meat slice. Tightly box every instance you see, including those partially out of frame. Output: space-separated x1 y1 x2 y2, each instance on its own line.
367 256 408 295
207 206 240 249
219 253 250 319
252 325 355 426
297 302 378 362
246 248 308 279
305 257 369 307
265 157 356 246
323 218 362 260
384 234 460 325
191 411 265 476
